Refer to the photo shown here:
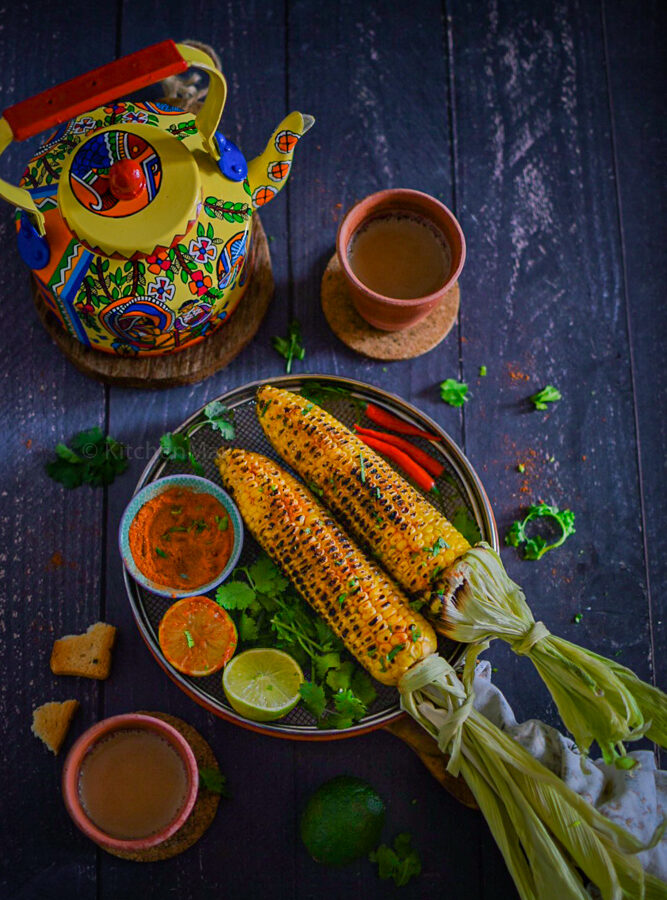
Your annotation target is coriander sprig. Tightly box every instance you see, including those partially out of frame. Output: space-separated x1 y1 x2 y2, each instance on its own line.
505 502 575 560
215 553 376 729
46 427 128 489
272 319 306 374
439 378 469 407
160 400 236 474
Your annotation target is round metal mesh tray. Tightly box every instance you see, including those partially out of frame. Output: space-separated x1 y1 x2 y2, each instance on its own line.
124 375 498 739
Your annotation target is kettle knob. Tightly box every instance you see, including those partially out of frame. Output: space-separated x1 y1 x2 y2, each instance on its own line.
17 211 50 269
109 159 146 200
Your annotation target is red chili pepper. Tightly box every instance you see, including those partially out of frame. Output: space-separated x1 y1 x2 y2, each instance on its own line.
358 434 436 493
354 425 445 478
364 403 442 441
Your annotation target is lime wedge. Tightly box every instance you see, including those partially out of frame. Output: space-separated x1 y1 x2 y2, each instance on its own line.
222 649 304 722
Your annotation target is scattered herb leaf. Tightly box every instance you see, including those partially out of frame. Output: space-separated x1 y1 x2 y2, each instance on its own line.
479 365 487 377
198 766 230 796
155 547 168 559
46 428 128 489
184 629 195 648
573 613 583 624
439 378 469 407
505 503 576 560
530 385 562 410
272 319 306 373
370 833 422 887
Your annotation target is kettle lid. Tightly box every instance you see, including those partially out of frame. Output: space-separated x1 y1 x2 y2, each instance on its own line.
58 123 200 258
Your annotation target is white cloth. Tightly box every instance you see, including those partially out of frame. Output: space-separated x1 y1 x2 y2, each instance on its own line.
474 660 667 884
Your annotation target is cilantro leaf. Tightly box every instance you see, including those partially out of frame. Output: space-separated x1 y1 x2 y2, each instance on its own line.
204 400 235 440
333 688 366 722
530 385 562 410
215 581 257 611
439 378 469 407
325 661 355 693
299 681 327 719
313 651 341 680
272 319 306 373
351 669 377 707
505 503 576 560
198 767 230 797
247 554 289 596
55 443 83 464
69 426 105 452
46 429 127 489
370 833 422 887
451 506 482 545
160 432 190 463
239 612 260 642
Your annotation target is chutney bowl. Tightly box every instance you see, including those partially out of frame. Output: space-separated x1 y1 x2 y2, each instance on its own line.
119 474 244 599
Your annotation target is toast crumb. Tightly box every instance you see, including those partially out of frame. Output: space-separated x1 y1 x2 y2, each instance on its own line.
31 700 79 754
50 622 117 680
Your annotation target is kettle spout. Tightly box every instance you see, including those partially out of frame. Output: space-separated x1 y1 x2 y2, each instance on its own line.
247 111 314 208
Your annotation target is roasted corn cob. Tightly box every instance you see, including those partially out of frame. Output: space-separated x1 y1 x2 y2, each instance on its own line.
255 385 667 765
256 385 470 606
216 448 437 685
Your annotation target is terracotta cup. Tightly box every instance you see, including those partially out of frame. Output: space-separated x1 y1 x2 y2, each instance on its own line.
336 189 466 331
62 713 199 852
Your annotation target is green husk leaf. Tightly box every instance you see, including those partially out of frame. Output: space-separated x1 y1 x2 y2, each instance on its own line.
424 544 661 761
399 652 654 900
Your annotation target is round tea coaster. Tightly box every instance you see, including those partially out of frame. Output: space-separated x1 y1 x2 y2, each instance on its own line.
31 217 274 389
104 711 222 862
321 252 459 361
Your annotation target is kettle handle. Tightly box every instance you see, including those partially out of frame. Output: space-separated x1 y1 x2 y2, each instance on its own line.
0 40 227 235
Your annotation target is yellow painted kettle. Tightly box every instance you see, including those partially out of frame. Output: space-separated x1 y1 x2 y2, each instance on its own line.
0 41 313 356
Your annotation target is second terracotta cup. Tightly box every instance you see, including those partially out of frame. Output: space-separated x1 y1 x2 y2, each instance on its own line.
336 189 465 332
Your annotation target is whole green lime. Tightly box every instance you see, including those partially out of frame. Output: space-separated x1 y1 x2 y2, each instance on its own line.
300 775 386 865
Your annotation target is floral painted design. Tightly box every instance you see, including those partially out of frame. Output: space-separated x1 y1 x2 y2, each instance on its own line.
147 251 172 275
120 110 149 125
188 270 213 296
147 276 176 302
72 116 96 135
188 235 217 264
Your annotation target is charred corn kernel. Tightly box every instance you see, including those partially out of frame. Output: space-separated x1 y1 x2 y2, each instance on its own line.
216 448 437 686
256 385 471 596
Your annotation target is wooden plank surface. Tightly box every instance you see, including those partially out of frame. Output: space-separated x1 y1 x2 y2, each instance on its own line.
0 1 663 898
0 4 116 898
602 0 667 764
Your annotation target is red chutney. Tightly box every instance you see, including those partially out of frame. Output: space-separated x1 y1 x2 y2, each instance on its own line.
129 487 233 591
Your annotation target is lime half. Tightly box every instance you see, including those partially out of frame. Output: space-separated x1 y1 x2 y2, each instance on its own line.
222 649 304 722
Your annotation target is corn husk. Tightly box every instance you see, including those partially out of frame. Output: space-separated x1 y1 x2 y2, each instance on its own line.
424 544 666 762
399 651 662 900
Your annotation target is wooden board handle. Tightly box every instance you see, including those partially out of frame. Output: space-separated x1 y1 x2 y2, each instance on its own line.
383 716 478 810
3 40 187 141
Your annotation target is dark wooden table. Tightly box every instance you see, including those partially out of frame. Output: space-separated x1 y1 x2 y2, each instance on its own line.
1 2 664 898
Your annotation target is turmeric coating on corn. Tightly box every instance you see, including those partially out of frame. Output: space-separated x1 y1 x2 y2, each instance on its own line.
256 385 471 604
216 448 437 685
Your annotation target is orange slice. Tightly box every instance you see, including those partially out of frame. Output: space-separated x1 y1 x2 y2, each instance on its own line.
158 596 237 677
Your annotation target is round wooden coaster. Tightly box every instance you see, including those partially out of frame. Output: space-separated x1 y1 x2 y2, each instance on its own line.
321 252 459 360
104 711 222 862
31 217 274 389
